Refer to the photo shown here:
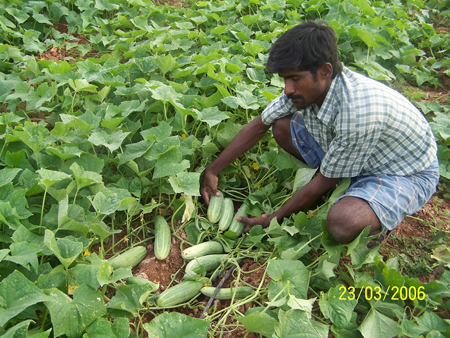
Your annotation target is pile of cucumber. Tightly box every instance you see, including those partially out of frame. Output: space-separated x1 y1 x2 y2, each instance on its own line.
207 194 247 237
109 193 253 308
158 240 253 307
156 194 253 307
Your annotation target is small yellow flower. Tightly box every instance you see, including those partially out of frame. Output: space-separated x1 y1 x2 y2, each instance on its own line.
84 249 91 256
182 134 187 140
252 162 260 170
272 256 277 260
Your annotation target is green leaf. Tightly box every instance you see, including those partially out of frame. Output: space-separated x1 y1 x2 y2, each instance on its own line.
0 168 22 188
3 242 41 272
196 107 230 127
292 167 317 192
107 284 156 318
84 317 130 338
358 309 401 338
267 260 310 300
238 311 279 337
0 270 52 326
153 54 178 75
88 130 130 153
97 261 132 286
346 227 379 268
90 192 122 215
37 169 72 189
319 286 357 328
45 285 107 338
168 172 201 196
246 68 269 83
69 79 97 93
143 312 210 338
153 147 190 179
275 309 329 338
70 162 103 190
44 229 83 269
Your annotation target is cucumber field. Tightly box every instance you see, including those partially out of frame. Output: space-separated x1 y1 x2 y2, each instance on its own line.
0 0 450 337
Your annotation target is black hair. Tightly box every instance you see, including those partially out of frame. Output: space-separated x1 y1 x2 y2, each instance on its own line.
266 21 343 79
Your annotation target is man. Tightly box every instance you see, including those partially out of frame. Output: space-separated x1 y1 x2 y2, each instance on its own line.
201 21 439 243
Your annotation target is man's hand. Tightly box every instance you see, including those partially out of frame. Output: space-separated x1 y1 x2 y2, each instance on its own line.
238 214 273 233
200 171 220 206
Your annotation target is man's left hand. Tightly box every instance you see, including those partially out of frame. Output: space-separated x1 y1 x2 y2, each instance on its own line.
238 214 274 232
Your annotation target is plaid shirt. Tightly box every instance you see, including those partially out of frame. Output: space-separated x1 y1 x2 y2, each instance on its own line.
261 67 437 178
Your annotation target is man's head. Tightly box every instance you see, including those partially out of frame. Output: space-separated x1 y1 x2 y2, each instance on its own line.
266 21 342 79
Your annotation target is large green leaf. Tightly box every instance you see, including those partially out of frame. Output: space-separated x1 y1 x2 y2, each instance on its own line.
267 260 310 300
319 286 358 328
274 309 329 338
358 309 401 338
45 285 107 338
143 312 210 338
0 270 51 326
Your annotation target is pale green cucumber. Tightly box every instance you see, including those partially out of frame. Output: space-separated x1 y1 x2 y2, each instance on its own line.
200 286 254 300
185 254 228 275
207 194 223 223
227 203 247 237
181 241 224 260
157 281 203 307
154 215 171 260
218 198 234 231
108 246 147 270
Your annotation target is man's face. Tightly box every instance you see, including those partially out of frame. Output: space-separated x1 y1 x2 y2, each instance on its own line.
279 69 330 109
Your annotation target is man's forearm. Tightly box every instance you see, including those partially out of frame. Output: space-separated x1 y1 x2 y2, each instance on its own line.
272 173 340 221
206 116 270 175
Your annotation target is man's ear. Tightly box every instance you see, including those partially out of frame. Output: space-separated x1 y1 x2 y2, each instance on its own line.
319 62 333 79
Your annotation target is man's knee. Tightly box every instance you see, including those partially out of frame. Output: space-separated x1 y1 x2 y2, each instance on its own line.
326 197 382 243
272 116 291 145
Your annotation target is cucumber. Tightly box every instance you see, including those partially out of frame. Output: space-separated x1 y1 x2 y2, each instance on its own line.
207 193 223 223
181 241 224 260
218 198 234 231
185 254 228 276
227 203 247 237
201 286 254 300
108 246 147 270
154 215 171 260
157 281 203 307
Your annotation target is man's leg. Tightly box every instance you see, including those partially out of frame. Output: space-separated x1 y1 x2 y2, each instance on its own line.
272 115 305 161
326 196 382 243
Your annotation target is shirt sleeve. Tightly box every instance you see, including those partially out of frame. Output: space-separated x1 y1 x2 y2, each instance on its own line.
261 92 298 126
320 125 383 178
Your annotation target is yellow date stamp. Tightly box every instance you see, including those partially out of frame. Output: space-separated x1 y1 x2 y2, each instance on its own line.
338 285 426 301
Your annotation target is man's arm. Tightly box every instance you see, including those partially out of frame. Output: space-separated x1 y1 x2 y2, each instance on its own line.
201 116 270 205
239 172 340 229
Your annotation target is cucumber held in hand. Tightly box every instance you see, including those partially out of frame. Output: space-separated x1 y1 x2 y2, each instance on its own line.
154 215 171 260
218 197 234 231
157 281 204 307
227 203 248 237
207 193 223 223
108 246 147 270
181 241 224 260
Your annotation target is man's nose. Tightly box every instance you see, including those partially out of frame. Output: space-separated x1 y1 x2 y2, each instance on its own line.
284 79 295 96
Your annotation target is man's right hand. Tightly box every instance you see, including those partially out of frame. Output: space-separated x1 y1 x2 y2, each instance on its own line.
201 170 220 206
200 116 270 205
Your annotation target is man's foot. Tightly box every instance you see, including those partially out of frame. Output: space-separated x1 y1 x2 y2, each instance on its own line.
367 230 394 249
